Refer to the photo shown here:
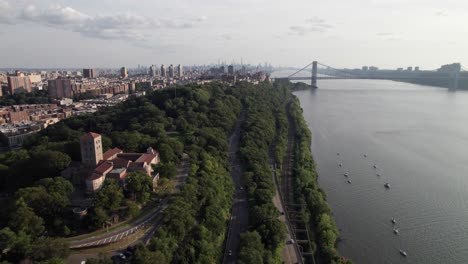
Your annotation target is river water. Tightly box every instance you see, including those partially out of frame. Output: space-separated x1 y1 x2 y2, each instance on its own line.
292 80 468 264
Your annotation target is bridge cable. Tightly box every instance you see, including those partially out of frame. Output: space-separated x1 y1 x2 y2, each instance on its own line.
287 62 313 78
317 62 360 76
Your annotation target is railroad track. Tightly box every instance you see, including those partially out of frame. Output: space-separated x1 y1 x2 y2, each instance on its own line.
282 101 296 208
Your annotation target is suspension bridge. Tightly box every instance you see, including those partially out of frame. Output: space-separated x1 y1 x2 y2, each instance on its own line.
275 61 468 90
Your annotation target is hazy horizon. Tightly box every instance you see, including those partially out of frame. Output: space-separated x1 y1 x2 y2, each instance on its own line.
1 0 467 70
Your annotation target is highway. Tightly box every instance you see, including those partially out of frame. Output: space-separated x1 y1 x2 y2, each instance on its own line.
222 109 250 264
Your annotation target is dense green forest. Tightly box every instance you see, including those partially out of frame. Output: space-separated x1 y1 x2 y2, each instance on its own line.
0 80 349 263
0 90 51 106
0 82 241 263
234 82 291 263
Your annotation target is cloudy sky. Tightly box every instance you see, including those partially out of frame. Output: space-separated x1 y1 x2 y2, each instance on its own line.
0 0 467 69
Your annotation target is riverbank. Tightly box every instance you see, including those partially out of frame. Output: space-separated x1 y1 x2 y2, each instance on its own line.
287 94 352 264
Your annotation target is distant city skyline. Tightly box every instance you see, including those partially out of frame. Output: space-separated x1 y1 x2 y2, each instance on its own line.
1 0 468 69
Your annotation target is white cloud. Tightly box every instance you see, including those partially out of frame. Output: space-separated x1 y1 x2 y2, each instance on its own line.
2 4 203 43
21 5 90 24
0 0 14 24
434 11 448 17
377 32 404 41
196 16 208 22
290 17 333 36
221 33 232 40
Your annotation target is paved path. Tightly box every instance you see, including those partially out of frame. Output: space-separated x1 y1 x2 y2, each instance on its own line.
222 109 250 264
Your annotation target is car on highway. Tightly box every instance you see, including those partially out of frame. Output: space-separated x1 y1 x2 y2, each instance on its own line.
228 249 232 256
287 239 295 244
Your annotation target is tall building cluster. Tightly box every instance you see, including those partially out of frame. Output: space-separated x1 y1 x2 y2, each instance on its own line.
148 64 183 78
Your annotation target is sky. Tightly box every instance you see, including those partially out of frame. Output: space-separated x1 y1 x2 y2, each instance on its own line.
0 0 467 69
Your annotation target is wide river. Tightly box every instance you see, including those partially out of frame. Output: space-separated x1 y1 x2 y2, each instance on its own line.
293 80 468 264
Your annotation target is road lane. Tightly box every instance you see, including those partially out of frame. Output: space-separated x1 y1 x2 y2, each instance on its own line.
223 109 250 264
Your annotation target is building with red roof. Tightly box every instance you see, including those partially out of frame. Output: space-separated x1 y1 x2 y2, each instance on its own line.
75 132 161 192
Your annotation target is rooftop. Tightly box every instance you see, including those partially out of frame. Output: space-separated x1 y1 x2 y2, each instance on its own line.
135 153 157 164
94 161 113 175
103 147 123 160
80 132 101 140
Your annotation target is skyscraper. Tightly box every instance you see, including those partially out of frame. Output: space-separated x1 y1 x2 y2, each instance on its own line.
83 69 95 78
177 64 183 77
228 65 234 75
161 64 167 77
150 65 157 77
168 64 174 78
120 67 128 78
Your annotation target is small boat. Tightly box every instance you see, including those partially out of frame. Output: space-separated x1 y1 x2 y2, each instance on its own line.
385 183 391 188
393 229 399 235
364 154 367 158
337 153 340 156
344 172 349 177
391 217 396 224
377 173 381 177
347 180 352 184
339 163 342 167
399 250 407 257
373 164 377 169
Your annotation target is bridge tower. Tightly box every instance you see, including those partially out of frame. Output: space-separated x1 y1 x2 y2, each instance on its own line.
311 61 318 88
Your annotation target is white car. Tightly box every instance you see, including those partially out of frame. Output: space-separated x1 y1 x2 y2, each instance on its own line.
118 253 126 260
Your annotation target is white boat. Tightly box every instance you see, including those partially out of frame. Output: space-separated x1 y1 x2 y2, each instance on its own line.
385 183 391 188
391 217 396 224
344 172 349 177
347 180 352 184
393 229 399 234
399 250 407 257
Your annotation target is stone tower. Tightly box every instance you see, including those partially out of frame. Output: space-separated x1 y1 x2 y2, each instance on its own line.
80 132 103 167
